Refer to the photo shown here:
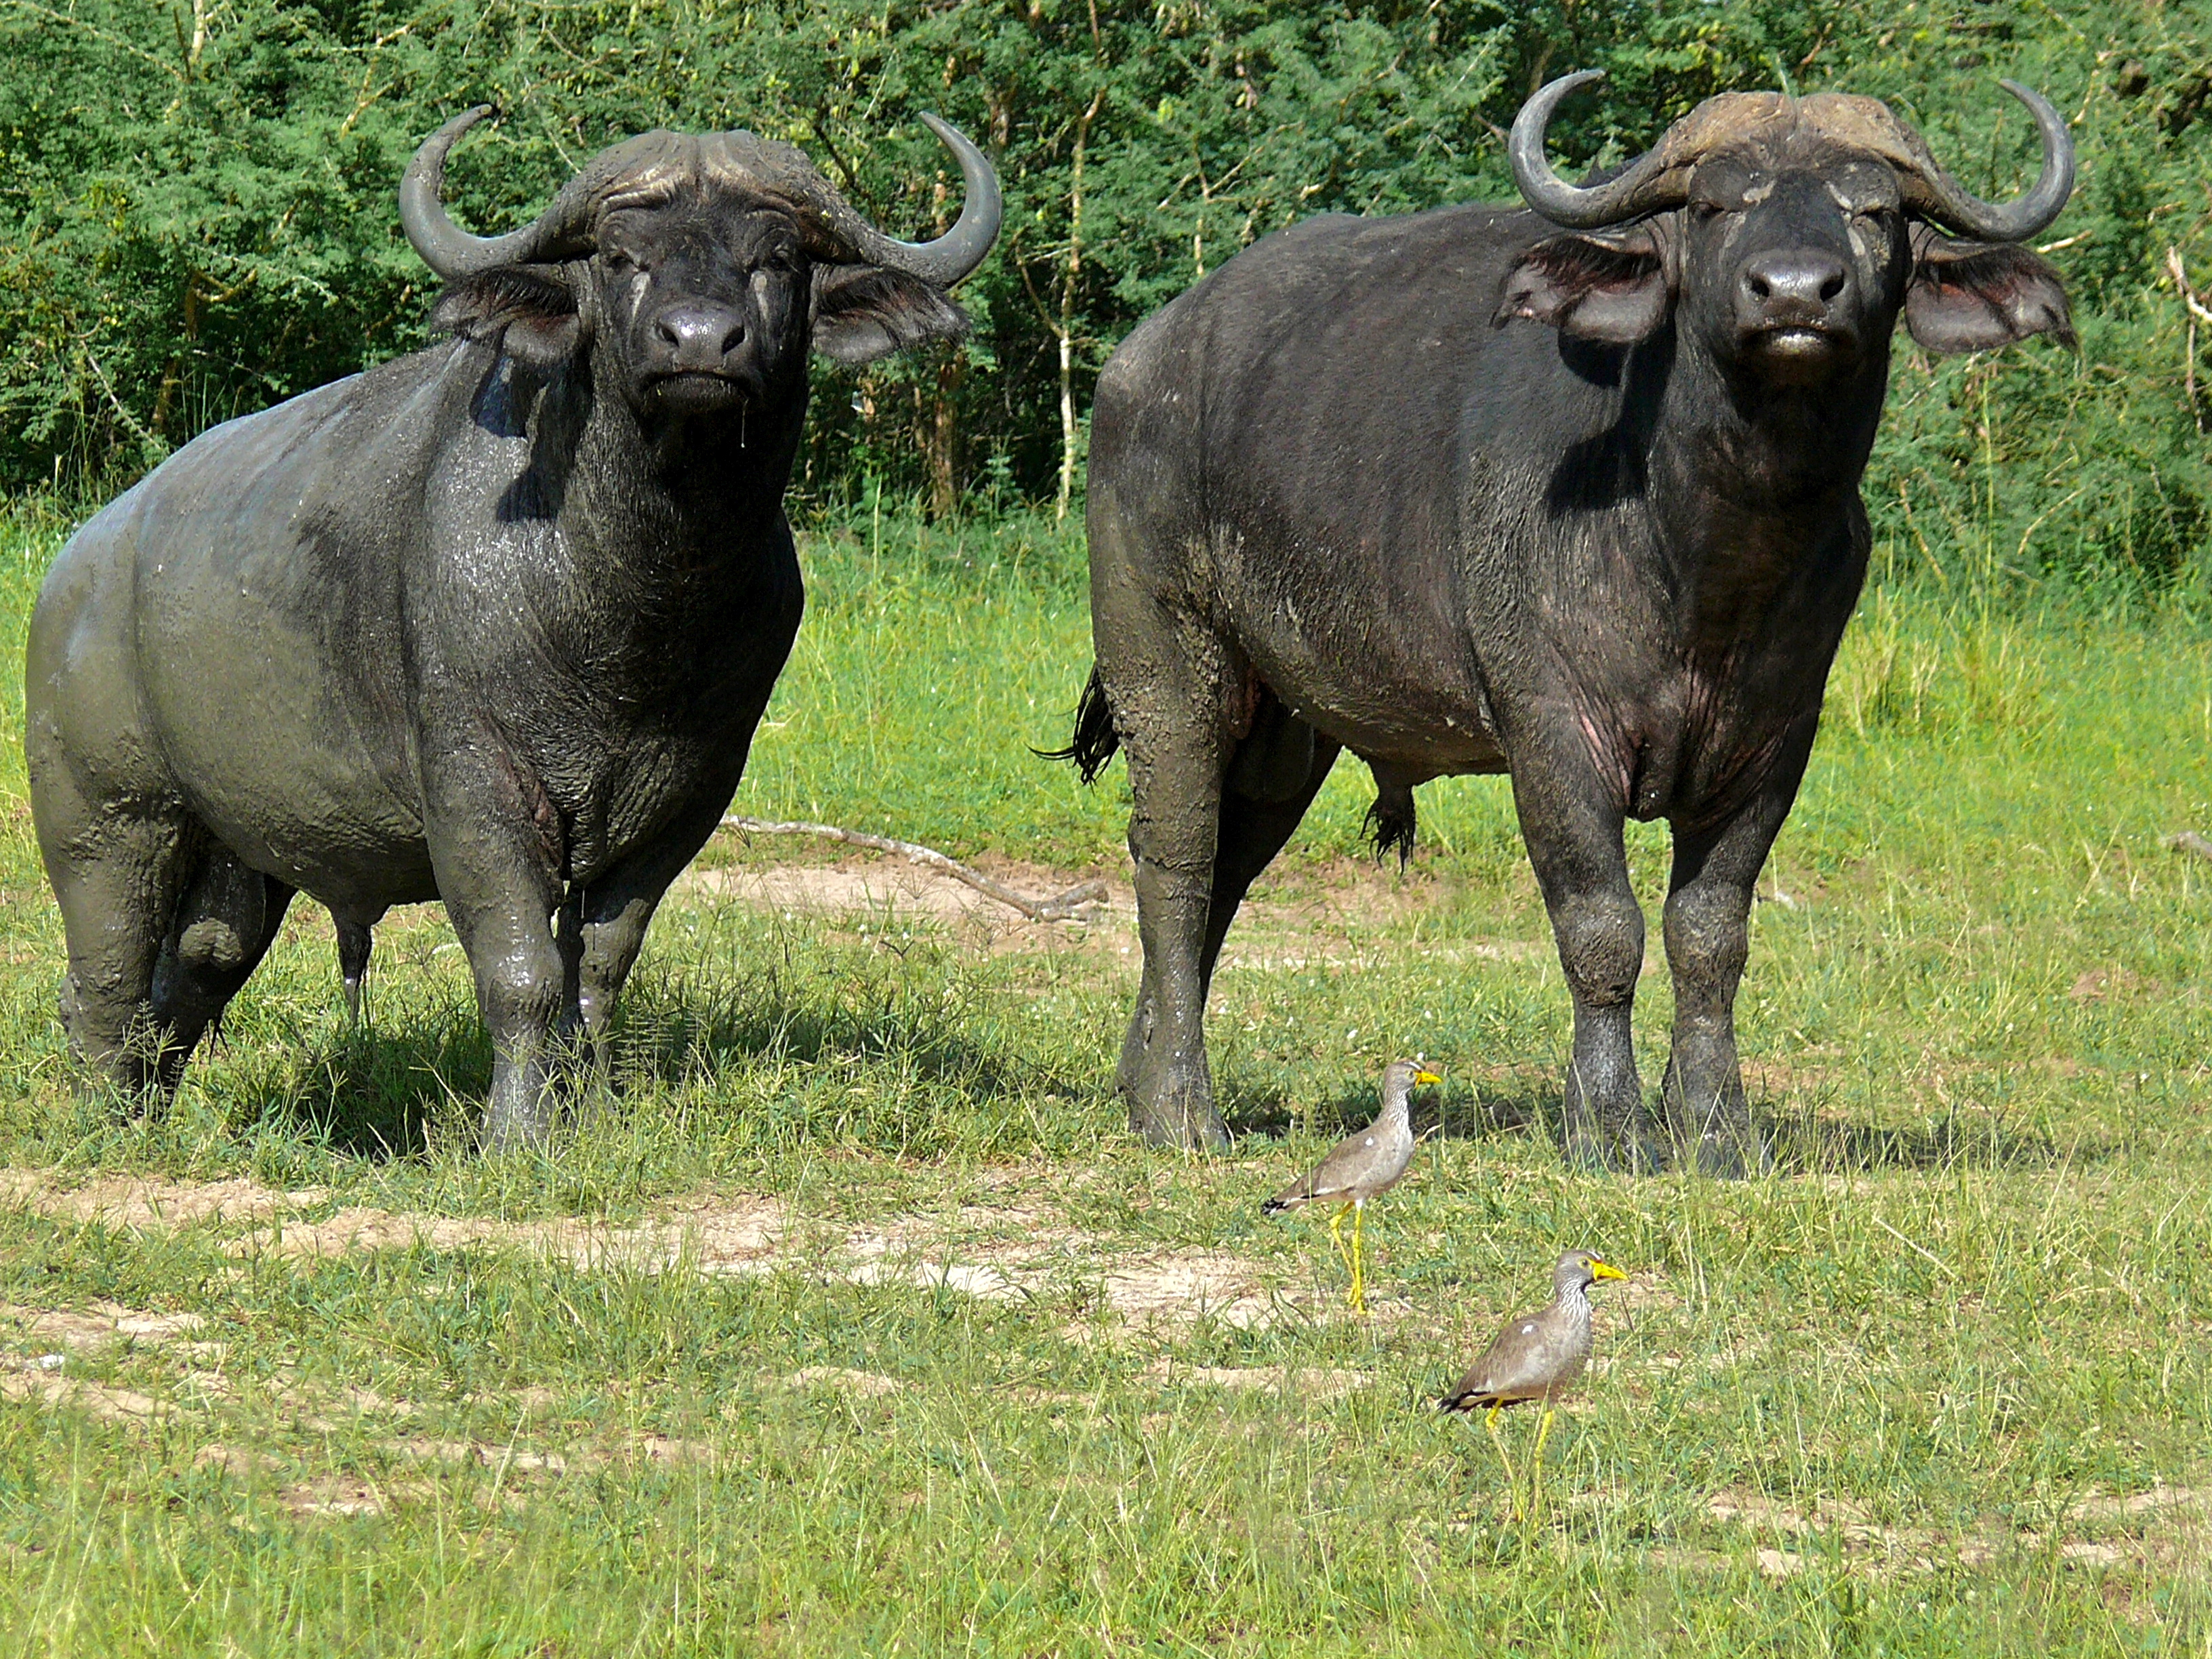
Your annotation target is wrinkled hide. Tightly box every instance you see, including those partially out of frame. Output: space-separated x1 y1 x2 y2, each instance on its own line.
26 112 998 1149
1066 77 2071 1166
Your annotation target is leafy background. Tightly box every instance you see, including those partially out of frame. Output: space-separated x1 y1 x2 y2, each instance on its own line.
1 0 2208 601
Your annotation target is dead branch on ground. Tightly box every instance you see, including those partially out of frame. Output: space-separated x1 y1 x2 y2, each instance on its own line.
718 817 1108 922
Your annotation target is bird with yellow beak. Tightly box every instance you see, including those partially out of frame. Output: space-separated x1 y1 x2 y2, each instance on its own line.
1263 1059 1441 1312
1440 1248 1629 1519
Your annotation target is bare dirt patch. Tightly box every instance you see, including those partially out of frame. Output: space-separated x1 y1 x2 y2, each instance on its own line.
226 1187 1303 1330
1 1298 234 1423
1755 1547 1805 1580
1094 1251 1284 1329
228 1194 785 1273
0 1299 208 1354
2068 967 2159 1003
779 1366 907 1397
1706 1486 2205 1577
0 1365 227 1424
2 1170 325 1229
194 1443 285 1477
676 858 1119 954
674 851 1545 969
279 1474 427 1518
11 1168 1319 1332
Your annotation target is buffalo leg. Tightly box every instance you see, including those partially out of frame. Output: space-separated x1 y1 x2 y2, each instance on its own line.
424 777 567 1153
148 848 295 1091
1116 732 1340 1119
1197 736 1340 991
1513 771 1662 1172
334 915 376 1023
560 792 737 1084
43 813 194 1097
1660 730 1814 1175
1111 657 1242 1150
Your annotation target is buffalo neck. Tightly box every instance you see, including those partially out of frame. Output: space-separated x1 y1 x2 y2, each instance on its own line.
1637 329 1888 642
541 352 807 588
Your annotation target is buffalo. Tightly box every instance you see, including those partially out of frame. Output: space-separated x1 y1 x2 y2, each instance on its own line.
26 108 1000 1148
1059 74 2073 1170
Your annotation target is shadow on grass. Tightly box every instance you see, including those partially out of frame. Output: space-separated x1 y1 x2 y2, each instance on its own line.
611 972 1025 1103
1227 1069 2093 1176
1224 1076 1554 1143
1761 1102 2089 1174
213 990 1034 1162
218 1019 489 1160
171 919 1057 1162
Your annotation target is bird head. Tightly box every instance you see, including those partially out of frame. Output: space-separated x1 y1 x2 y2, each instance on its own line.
1386 1059 1444 1089
1559 1249 1629 1292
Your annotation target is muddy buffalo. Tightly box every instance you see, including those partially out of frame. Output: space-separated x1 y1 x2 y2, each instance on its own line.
27 108 1000 1147
1059 74 2072 1170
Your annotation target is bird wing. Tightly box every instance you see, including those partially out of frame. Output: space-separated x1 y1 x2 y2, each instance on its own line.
1440 1311 1561 1409
1265 1128 1401 1210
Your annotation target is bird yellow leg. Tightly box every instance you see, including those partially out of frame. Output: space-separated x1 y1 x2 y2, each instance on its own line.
1484 1406 1523 1522
1327 1203 1354 1282
1348 1201 1368 1313
1529 1406 1555 1521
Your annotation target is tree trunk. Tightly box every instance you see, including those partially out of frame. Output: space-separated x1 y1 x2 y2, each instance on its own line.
924 345 964 520
1054 88 1107 523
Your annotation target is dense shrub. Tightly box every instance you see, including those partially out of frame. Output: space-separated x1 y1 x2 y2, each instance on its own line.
0 0 2207 599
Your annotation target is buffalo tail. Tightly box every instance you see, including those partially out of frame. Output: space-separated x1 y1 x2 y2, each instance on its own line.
1036 668 1121 783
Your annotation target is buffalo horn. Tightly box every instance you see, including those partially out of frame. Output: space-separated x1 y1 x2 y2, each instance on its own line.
1898 80 2074 243
1513 71 2076 245
794 114 1002 289
399 106 550 279
401 109 1000 289
1509 71 1678 229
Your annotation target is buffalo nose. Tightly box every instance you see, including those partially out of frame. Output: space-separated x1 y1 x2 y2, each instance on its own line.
655 304 746 367
1740 250 1850 314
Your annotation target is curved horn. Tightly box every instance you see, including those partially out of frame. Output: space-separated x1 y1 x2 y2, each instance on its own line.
815 114 1002 288
399 106 548 279
1511 70 1682 229
1906 81 2075 242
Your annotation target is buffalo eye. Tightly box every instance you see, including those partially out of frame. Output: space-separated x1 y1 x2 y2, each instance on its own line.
1689 200 1726 226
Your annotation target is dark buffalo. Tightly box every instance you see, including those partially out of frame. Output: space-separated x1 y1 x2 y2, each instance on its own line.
27 108 1000 1148
1060 74 2072 1168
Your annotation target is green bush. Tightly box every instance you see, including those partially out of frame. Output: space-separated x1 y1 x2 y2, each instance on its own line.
1 0 2207 600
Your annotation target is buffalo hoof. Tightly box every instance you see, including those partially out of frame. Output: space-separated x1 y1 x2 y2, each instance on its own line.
1679 1129 1774 1179
1124 1082 1231 1152
1563 1126 1666 1176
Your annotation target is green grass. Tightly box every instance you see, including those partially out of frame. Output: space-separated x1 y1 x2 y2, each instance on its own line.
0 499 2207 1655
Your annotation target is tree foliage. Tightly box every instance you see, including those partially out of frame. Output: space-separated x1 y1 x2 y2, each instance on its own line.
1 0 2208 596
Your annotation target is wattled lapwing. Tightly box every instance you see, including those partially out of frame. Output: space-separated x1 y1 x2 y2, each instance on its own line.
1440 1248 1627 1517
1264 1059 1440 1312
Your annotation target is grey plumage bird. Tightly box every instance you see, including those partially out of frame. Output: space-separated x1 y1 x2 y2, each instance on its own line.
1263 1059 1440 1311
1440 1247 1627 1517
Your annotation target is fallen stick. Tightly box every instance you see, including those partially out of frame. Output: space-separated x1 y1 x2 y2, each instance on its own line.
718 817 1109 922
2165 830 2212 863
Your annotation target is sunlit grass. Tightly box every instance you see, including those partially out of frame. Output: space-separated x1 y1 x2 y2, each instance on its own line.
0 500 2205 1654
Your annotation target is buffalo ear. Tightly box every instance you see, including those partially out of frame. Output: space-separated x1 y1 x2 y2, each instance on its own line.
1905 238 2074 353
430 265 582 370
1496 230 1672 344
811 264 970 365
